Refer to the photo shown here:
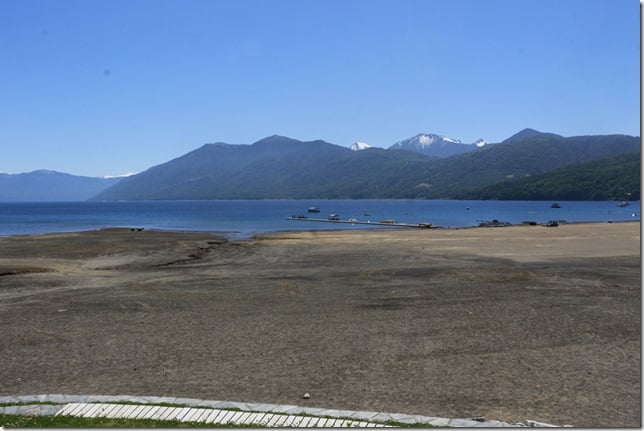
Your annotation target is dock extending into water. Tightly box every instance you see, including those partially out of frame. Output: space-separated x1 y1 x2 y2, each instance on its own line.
287 216 438 229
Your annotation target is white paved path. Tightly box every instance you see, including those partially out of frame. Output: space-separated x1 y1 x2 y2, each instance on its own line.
0 394 561 427
55 402 391 427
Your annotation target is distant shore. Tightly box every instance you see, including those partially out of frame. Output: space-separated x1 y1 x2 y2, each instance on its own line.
0 222 640 426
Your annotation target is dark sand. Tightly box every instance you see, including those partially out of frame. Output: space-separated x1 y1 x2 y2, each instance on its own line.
0 223 640 426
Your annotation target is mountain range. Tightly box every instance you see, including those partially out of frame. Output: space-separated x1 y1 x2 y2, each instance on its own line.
2 129 639 201
92 129 640 201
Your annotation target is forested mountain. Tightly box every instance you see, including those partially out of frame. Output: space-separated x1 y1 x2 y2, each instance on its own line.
93 130 640 200
397 132 640 198
457 153 640 201
93 136 435 199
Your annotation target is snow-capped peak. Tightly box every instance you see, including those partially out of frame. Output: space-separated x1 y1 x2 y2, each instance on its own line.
392 133 462 149
350 141 371 151
473 138 488 147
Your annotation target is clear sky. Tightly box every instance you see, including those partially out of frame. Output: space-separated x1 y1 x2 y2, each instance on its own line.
1 0 640 177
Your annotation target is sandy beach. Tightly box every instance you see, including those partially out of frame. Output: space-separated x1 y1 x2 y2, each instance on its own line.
0 222 640 426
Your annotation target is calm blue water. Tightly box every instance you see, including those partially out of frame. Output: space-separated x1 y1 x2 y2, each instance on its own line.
0 200 639 238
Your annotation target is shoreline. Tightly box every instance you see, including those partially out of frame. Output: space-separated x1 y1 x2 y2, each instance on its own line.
0 218 640 241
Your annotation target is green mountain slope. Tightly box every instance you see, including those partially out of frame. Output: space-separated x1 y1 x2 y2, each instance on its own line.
457 153 641 201
94 136 435 199
397 133 640 198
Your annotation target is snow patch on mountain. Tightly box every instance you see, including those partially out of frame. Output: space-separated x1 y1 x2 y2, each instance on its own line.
391 133 463 150
350 141 371 151
473 138 489 147
103 172 138 179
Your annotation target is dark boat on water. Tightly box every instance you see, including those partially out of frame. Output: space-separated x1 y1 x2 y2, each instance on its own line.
551 203 561 208
307 206 320 213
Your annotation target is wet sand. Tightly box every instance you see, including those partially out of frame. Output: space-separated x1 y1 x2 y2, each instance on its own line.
0 222 640 426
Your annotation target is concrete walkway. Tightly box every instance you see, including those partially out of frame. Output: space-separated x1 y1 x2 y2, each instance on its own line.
0 394 560 427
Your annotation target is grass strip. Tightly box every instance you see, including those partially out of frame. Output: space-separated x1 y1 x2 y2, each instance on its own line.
0 413 263 428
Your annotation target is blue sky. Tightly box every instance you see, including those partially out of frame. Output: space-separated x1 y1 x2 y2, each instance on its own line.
1 0 640 177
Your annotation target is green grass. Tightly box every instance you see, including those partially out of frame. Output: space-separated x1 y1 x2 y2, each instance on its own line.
0 414 263 428
0 401 63 407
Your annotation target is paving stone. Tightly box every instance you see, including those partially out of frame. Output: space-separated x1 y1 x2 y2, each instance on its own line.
174 407 190 420
318 409 341 417
217 410 235 424
273 414 292 427
150 406 169 419
180 408 199 422
3 406 19 415
371 413 394 422
98 404 118 418
289 415 306 427
0 396 18 403
202 409 222 423
112 404 133 418
386 413 416 422
150 396 177 405
141 405 161 419
312 416 327 427
132 405 151 418
271 404 299 413
173 397 203 406
449 418 481 427
282 406 305 414
300 407 327 416
296 415 312 427
168 407 183 420
252 403 279 412
64 403 84 416
194 408 213 422
15 395 36 403
425 417 450 427
243 412 263 425
179 408 196 422
281 414 296 427
15 405 38 415
196 400 220 409
89 395 113 403
227 411 243 424
351 411 379 420
120 405 138 417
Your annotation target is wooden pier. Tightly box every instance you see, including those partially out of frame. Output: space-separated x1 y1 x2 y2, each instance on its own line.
287 216 438 229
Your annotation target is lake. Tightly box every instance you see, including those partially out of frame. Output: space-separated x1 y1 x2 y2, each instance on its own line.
0 200 639 238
